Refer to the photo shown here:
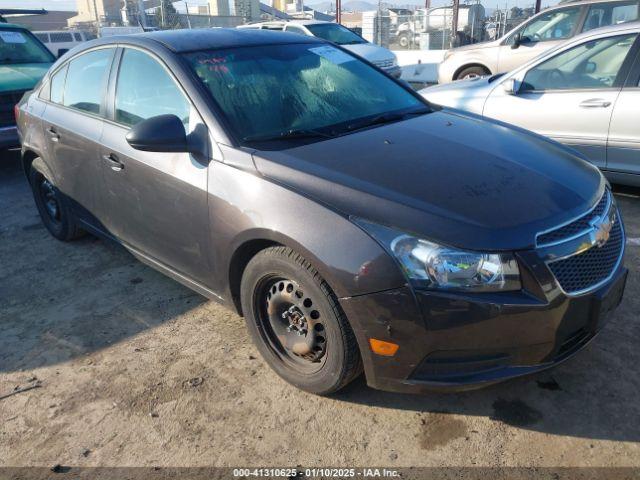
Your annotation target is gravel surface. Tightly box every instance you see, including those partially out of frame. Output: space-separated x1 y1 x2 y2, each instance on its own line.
1 149 639 468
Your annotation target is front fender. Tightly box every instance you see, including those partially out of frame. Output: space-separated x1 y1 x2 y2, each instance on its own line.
207 161 407 301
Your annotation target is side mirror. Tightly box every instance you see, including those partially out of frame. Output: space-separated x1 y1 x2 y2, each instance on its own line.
57 48 69 58
126 114 190 153
502 77 521 95
511 33 521 49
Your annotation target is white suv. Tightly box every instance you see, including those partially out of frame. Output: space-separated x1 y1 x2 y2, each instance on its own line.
238 20 401 78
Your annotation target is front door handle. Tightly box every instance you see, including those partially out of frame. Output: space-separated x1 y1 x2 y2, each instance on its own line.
579 98 612 108
102 153 125 172
47 127 60 142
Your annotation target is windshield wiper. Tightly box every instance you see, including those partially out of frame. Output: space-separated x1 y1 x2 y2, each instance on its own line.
344 107 431 133
242 128 335 143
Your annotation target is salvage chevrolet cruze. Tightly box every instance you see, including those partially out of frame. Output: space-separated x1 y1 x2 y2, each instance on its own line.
17 29 627 394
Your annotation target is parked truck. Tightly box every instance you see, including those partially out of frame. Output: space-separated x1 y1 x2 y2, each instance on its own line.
394 3 486 49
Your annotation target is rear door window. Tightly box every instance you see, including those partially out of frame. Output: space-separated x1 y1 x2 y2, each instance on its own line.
582 2 639 31
50 64 68 104
63 48 114 114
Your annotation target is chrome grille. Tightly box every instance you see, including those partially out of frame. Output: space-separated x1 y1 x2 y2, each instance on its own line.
547 214 623 294
0 90 25 128
537 190 610 246
373 59 394 69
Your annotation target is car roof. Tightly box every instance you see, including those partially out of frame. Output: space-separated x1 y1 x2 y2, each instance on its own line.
571 19 640 39
91 27 322 53
239 19 332 27
553 0 639 8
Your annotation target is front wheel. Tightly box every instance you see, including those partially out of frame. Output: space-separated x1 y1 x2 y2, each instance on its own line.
456 65 490 80
240 246 362 395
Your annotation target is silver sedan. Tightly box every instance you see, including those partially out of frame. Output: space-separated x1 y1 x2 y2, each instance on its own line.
421 23 640 186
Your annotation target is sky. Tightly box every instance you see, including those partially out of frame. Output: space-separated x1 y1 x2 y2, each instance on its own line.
0 0 555 13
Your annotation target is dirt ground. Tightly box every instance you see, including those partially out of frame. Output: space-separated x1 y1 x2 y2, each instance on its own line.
1 148 640 469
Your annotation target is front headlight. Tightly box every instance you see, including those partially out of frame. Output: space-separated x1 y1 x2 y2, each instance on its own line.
356 220 521 292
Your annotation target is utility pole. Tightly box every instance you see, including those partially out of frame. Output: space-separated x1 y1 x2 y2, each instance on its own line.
137 0 147 27
92 0 100 26
450 0 460 48
336 0 341 23
534 0 541 13
185 1 192 28
424 0 430 10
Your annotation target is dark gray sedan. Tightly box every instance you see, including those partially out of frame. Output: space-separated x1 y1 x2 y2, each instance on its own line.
16 29 627 395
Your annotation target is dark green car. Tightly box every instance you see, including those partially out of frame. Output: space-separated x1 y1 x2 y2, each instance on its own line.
1 23 54 149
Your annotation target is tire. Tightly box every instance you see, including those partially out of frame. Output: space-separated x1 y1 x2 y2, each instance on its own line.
398 34 409 49
456 65 490 80
29 164 83 241
240 246 363 395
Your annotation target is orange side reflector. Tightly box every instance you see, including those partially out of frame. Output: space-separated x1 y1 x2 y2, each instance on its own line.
369 338 399 357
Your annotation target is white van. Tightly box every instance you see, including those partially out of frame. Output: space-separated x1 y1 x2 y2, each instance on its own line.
33 30 96 57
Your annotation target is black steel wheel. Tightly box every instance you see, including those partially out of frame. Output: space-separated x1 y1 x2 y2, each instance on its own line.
257 276 328 371
241 246 363 395
29 163 83 241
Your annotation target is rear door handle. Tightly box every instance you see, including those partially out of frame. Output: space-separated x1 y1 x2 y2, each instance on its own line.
102 153 125 171
47 127 60 142
579 98 612 108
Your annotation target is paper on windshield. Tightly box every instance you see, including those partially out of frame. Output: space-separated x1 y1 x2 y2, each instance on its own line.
308 46 354 65
0 31 27 44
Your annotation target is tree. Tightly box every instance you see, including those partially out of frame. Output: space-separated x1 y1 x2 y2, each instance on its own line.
154 0 182 29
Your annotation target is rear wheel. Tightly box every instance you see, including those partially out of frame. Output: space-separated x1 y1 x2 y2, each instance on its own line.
29 164 83 241
456 65 490 80
240 246 362 395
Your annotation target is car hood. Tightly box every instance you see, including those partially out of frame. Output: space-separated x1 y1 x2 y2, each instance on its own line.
419 75 496 111
448 39 500 53
342 43 396 63
252 110 604 252
0 63 51 93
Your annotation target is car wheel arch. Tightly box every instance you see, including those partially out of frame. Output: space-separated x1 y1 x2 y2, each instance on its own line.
226 226 375 318
22 151 54 184
454 63 492 80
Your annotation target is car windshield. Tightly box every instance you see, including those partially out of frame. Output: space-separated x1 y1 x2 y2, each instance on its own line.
0 28 54 64
305 23 366 45
183 43 428 148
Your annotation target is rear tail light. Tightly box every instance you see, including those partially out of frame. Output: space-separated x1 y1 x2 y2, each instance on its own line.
14 104 20 123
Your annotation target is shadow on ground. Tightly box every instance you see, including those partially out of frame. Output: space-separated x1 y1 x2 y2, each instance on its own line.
0 150 207 375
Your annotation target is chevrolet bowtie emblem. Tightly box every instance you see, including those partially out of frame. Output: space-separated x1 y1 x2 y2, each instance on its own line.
590 214 614 248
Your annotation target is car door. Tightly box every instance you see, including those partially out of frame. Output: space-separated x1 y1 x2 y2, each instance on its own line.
607 45 640 174
40 47 115 225
485 32 638 168
496 5 584 73
98 47 211 285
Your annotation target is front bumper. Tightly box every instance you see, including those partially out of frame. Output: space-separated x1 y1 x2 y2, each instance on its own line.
0 125 19 150
341 263 627 393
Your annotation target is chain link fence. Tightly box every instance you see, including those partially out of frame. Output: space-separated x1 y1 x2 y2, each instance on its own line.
361 2 539 51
